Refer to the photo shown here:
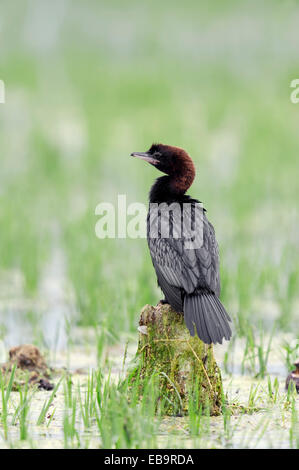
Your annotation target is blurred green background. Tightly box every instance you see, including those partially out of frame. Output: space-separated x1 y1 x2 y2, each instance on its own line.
1 0 299 350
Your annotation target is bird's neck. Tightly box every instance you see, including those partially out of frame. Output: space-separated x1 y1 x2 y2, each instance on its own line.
149 173 195 203
149 155 195 203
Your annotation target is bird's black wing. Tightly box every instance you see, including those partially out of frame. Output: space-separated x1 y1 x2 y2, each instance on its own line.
147 201 220 298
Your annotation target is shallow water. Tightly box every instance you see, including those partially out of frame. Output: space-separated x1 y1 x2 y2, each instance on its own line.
0 268 298 449
0 327 298 449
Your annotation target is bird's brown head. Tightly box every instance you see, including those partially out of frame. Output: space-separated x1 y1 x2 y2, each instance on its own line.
131 143 196 193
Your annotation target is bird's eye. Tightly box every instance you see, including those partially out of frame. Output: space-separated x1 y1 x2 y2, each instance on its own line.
153 152 162 158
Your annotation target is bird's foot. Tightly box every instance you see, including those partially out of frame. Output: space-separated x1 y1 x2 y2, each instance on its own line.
158 299 170 305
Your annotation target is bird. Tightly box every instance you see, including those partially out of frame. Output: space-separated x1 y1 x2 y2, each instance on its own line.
285 359 299 393
131 143 232 345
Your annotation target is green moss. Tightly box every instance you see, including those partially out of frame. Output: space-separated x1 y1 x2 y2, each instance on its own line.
127 304 223 416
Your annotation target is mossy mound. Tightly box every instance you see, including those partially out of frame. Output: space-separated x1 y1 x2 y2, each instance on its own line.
127 303 223 416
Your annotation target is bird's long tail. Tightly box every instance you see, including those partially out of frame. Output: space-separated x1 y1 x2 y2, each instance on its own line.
183 292 232 344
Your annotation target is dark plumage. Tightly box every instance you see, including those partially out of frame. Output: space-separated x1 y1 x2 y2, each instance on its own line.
131 143 232 344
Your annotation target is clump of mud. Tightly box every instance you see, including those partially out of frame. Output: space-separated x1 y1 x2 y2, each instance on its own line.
1 344 54 391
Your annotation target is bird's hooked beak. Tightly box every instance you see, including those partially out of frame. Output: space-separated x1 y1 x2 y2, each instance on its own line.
130 151 159 165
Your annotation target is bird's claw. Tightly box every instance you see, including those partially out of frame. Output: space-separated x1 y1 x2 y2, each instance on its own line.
159 299 169 305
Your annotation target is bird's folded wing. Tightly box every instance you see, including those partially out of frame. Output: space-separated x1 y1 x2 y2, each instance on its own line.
147 202 220 296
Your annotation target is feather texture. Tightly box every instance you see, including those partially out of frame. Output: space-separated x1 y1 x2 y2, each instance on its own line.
184 293 232 344
147 198 232 344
